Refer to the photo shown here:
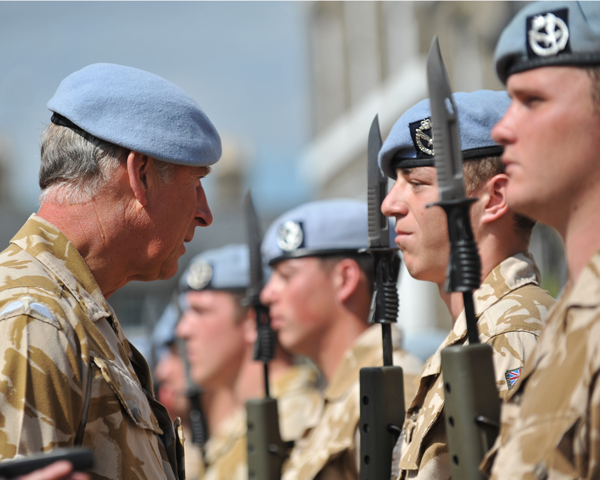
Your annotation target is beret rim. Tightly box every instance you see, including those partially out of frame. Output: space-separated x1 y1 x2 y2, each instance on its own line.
501 52 600 84
387 145 504 178
268 248 370 266
181 285 247 294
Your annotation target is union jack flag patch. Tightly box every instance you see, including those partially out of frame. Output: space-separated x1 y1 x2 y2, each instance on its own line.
505 367 523 390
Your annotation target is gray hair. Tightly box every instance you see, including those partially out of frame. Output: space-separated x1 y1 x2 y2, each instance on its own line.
39 123 176 205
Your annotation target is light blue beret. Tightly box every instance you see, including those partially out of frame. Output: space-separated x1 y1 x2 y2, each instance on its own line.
180 244 251 292
48 63 221 167
378 90 510 179
152 296 184 356
495 2 600 84
262 199 395 266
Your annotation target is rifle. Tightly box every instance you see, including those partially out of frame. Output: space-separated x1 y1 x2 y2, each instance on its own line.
243 191 287 480
170 289 209 452
0 448 94 479
427 36 500 479
359 115 406 480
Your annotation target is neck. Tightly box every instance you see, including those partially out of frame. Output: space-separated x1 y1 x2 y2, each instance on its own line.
233 344 295 402
313 312 369 382
553 201 600 286
38 199 133 298
202 388 239 436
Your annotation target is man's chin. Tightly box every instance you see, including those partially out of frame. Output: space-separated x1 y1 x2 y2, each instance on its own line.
157 258 181 281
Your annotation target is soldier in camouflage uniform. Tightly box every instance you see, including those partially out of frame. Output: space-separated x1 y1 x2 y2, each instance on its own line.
0 63 221 479
260 199 424 479
482 2 600 478
175 245 323 479
379 90 556 480
153 300 206 480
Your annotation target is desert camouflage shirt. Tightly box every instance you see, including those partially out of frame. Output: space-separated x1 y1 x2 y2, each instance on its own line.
0 215 183 480
202 363 323 480
281 325 424 480
486 250 600 480
391 253 555 480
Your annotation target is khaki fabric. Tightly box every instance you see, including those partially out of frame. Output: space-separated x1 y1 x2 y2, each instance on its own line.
487 250 600 480
0 215 181 480
203 408 246 480
392 253 555 480
201 363 323 479
281 325 424 480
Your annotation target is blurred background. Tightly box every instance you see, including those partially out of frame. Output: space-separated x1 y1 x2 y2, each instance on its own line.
0 1 565 363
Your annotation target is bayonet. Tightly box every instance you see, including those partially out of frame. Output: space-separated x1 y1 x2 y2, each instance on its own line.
359 115 405 480
427 36 500 480
243 191 287 480
427 36 481 344
244 191 274 396
366 115 399 365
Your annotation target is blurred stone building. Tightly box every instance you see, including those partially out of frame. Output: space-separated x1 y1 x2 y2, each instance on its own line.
0 135 28 252
297 1 565 360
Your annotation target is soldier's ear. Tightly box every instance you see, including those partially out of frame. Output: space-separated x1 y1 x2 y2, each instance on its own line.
126 151 150 207
479 174 509 225
333 258 362 303
242 311 257 345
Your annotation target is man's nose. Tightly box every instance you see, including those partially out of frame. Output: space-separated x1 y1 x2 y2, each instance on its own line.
196 184 213 227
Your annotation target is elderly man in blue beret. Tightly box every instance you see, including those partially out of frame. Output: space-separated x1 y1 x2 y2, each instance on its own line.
380 90 555 480
175 244 323 480
0 63 221 480
260 199 424 479
482 2 600 479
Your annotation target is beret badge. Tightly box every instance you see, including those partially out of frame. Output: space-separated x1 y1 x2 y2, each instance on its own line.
410 118 435 158
187 260 213 290
277 220 304 253
527 10 570 58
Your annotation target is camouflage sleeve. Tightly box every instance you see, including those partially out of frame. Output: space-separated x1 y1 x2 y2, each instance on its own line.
487 331 538 399
0 311 85 458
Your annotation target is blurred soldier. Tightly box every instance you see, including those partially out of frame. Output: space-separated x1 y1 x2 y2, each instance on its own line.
380 91 555 480
260 199 424 479
153 298 205 480
482 2 600 478
175 244 323 480
0 63 221 480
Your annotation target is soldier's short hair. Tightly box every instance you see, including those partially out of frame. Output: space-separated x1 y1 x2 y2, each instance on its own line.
586 67 600 115
318 253 375 297
231 292 252 324
39 123 175 205
464 155 536 241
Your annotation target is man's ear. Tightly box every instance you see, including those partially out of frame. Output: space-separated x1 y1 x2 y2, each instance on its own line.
126 151 150 207
242 310 258 345
333 258 362 303
479 174 510 224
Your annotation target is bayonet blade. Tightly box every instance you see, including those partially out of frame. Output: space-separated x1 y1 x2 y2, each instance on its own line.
427 36 466 202
244 191 264 300
367 115 389 249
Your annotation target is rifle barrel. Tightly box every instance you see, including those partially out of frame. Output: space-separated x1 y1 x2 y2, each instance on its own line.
382 323 393 367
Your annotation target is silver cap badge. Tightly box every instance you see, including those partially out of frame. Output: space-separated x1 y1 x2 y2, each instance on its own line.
529 12 569 57
415 118 435 156
187 260 213 290
277 220 304 252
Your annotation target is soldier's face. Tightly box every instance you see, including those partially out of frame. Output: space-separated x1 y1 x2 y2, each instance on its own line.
381 166 450 285
141 164 213 281
260 257 337 360
492 66 600 230
176 290 247 391
154 346 190 420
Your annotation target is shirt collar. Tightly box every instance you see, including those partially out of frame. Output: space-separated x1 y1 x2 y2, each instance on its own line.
10 214 111 322
421 252 540 377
